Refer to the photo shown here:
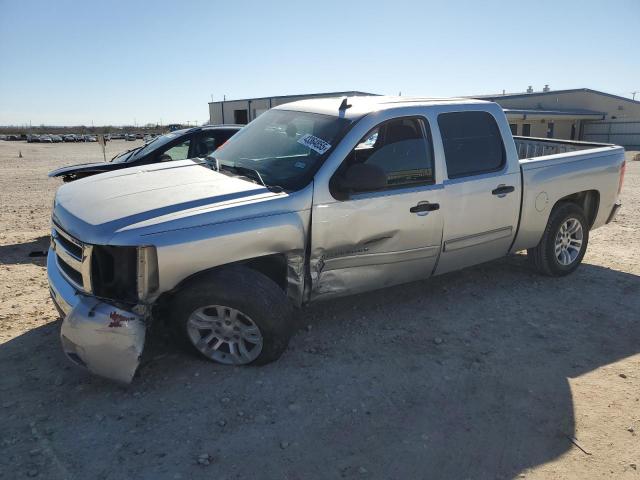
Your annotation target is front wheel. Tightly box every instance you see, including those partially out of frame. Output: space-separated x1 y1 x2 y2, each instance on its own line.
528 202 589 276
169 266 294 366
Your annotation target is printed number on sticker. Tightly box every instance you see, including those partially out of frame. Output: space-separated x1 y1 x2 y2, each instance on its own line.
297 134 332 154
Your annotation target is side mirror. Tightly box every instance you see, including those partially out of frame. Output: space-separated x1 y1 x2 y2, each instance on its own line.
337 163 387 193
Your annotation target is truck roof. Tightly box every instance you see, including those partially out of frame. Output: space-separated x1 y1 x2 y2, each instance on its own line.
274 95 491 120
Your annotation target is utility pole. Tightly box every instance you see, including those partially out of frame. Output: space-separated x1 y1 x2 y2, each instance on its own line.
632 91 638 101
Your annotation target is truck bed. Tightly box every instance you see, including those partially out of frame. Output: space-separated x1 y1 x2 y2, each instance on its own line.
514 136 615 160
511 136 625 253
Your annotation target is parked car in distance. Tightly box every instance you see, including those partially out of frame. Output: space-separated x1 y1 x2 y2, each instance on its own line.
111 133 124 140
48 125 242 182
39 135 53 143
47 96 625 383
51 135 63 143
63 134 75 142
125 133 136 141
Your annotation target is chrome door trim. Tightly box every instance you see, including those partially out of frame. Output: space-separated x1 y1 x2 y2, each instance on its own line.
322 245 441 271
443 226 513 252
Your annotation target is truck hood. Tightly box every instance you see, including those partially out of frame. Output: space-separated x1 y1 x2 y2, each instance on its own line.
53 159 284 245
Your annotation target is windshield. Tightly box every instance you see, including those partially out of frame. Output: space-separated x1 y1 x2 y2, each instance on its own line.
211 110 351 191
111 130 189 163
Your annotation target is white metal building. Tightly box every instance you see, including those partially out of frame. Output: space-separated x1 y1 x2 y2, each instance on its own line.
208 91 376 126
207 88 640 149
473 88 640 148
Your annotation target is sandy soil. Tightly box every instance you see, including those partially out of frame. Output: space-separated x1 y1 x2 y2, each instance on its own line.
0 141 638 480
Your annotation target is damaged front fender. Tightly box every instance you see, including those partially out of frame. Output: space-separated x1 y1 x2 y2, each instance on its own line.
60 298 146 384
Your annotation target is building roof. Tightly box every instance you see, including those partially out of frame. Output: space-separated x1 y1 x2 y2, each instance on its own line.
208 91 377 104
472 88 640 105
504 108 605 119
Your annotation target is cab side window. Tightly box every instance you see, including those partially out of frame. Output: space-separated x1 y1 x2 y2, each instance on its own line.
343 117 434 189
158 139 191 162
194 130 237 158
438 111 505 178
195 136 218 158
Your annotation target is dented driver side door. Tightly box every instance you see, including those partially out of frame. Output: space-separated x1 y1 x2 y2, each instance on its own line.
309 116 444 300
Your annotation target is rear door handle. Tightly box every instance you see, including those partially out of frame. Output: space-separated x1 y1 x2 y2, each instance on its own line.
492 185 515 196
410 202 440 213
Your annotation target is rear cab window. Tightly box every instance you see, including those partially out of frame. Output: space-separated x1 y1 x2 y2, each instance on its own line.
438 111 505 179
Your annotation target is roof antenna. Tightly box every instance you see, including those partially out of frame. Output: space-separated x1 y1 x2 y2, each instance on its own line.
339 97 352 110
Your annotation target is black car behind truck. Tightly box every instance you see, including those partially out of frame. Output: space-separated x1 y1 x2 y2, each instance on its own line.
48 125 242 182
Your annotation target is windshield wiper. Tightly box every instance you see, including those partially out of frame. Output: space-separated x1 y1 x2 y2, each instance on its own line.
111 146 141 162
216 162 283 193
131 141 155 158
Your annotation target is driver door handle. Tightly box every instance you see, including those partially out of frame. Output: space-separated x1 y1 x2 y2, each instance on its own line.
410 202 440 213
492 185 515 196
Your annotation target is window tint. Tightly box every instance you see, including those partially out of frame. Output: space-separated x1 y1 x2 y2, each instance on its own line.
158 139 191 162
194 130 236 158
522 123 531 137
194 135 218 158
438 111 505 178
343 117 434 189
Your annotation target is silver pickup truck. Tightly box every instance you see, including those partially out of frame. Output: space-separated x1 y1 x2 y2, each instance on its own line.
47 96 626 382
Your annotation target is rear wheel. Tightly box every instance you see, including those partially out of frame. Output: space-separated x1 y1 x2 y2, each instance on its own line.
170 266 294 365
528 202 589 276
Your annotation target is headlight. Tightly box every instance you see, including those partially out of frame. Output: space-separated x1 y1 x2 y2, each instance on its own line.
91 245 158 303
136 246 159 301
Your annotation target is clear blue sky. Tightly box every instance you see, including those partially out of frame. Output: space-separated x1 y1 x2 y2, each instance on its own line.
0 0 638 126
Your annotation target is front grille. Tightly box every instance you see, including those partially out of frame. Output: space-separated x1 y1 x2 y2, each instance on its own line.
58 256 84 286
51 223 93 293
55 231 82 259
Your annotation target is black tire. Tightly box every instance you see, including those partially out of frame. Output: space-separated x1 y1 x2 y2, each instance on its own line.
169 265 294 366
527 202 589 276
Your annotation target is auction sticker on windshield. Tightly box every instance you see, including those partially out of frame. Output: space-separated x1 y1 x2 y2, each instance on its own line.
297 134 332 154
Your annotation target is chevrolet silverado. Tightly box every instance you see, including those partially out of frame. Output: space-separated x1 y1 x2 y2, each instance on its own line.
47 96 626 382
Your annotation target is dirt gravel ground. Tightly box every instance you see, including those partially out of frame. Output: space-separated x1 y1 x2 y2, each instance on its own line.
0 141 638 480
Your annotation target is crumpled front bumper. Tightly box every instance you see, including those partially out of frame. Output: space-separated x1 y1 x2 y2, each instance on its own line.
47 247 146 383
